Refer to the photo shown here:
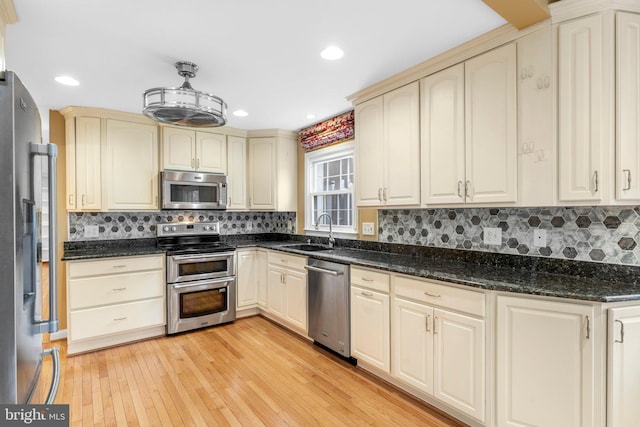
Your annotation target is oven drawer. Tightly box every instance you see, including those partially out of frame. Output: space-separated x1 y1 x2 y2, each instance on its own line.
69 270 165 310
69 298 165 341
69 254 164 278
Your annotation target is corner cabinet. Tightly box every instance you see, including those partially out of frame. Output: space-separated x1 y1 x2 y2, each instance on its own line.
161 126 227 173
247 131 297 211
355 82 420 207
66 254 166 355
496 295 597 427
236 247 268 318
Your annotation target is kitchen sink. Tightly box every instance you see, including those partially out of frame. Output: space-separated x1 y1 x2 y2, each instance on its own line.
282 244 333 252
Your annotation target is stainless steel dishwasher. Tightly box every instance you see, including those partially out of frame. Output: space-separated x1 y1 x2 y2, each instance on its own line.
306 258 351 359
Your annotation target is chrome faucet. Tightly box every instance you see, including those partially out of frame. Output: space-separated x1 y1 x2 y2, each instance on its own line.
314 212 335 248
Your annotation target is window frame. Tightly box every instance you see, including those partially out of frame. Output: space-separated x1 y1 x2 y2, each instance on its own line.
304 141 357 237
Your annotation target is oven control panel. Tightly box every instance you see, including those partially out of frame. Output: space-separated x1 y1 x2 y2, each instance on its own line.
157 221 220 237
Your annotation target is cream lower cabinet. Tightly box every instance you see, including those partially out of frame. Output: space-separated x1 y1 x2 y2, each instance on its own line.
104 119 158 210
256 249 268 308
392 275 485 423
608 305 640 427
66 254 165 355
350 266 391 372
266 251 307 333
496 295 597 427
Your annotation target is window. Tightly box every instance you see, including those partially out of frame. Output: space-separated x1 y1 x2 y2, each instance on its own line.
305 142 356 235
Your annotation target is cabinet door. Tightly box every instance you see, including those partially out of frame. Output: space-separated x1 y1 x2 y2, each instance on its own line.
616 13 640 201
351 285 390 372
285 269 307 331
392 297 433 393
355 97 385 207
236 249 258 309
65 117 77 210
465 43 517 204
104 120 159 210
248 137 276 210
434 308 485 422
267 266 285 318
196 131 226 173
75 117 102 210
496 296 595 427
608 306 640 427
420 64 465 205
384 82 420 206
162 127 196 171
256 250 268 308
558 14 606 202
517 27 555 206
227 135 247 210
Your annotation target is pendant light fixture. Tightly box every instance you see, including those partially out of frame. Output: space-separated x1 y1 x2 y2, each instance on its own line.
143 61 227 127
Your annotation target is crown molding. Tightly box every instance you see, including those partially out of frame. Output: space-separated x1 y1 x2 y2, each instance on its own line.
246 128 298 139
550 0 640 23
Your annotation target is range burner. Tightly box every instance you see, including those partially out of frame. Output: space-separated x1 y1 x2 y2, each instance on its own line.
156 222 234 255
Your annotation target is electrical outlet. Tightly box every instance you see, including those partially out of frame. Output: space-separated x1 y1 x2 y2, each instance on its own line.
483 227 502 246
287 220 293 231
85 225 99 238
246 222 253 231
533 229 547 247
362 222 375 235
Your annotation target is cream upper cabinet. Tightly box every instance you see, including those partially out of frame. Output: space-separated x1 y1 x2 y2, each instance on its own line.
558 13 611 203
161 126 227 173
104 119 159 210
496 295 597 427
226 135 247 210
517 27 555 206
608 305 640 427
70 116 102 211
616 12 640 201
355 82 420 207
420 64 465 205
247 133 297 211
465 43 517 204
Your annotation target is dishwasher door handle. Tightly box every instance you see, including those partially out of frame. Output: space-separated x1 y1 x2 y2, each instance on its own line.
304 265 343 276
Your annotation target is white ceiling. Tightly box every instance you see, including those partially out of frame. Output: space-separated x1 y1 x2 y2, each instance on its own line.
6 0 505 138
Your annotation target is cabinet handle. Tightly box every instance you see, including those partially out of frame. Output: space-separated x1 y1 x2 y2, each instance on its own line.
196 158 200 169
586 315 591 340
593 171 599 193
81 194 86 206
465 181 473 200
361 291 374 297
434 316 439 334
112 265 127 268
113 317 127 321
228 196 231 205
426 314 431 333
383 188 388 203
536 77 543 90
69 195 74 206
192 158 195 169
623 169 632 191
614 319 625 343
424 291 441 298
457 181 463 198
544 76 550 88
378 188 383 202
112 287 127 291
361 278 373 282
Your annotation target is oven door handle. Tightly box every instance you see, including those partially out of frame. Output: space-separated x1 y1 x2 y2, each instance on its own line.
169 277 235 290
170 252 236 261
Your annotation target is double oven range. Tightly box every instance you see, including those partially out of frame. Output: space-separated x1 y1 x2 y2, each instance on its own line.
157 222 236 334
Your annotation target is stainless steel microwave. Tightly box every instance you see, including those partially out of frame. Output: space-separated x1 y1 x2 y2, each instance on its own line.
161 170 227 210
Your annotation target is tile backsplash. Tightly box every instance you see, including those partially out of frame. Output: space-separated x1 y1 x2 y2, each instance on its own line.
379 206 640 266
68 211 296 241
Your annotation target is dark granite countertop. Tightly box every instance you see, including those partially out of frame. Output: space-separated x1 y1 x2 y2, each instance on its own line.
62 234 640 303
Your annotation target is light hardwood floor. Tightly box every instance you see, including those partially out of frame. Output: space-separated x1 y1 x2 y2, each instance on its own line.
34 316 465 426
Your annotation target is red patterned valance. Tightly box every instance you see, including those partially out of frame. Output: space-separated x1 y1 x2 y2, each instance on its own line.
298 110 354 151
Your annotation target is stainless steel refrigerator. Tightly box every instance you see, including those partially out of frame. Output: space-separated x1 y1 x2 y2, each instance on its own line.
0 71 60 404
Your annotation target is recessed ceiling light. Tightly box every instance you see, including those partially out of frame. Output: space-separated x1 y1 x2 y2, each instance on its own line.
54 75 79 86
320 46 344 61
306 114 315 119
233 109 248 117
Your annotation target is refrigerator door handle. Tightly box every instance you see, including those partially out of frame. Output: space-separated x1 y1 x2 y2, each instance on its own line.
30 143 59 333
28 347 60 404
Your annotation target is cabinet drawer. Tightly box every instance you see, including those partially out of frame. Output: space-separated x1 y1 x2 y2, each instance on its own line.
394 275 485 317
351 266 390 293
268 251 307 270
70 298 165 341
68 255 164 278
69 270 164 310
